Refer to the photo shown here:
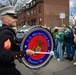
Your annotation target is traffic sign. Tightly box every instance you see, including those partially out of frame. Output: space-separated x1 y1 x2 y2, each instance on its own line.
60 12 65 19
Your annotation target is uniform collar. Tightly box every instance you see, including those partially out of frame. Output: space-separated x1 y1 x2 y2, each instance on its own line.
2 24 16 35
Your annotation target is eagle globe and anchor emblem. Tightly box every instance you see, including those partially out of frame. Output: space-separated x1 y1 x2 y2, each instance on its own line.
32 39 45 54
20 26 54 74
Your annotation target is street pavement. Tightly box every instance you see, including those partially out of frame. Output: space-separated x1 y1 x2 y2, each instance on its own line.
15 58 76 75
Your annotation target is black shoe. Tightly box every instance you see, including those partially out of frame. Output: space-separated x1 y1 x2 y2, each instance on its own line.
65 57 69 60
69 58 73 61
69 59 73 61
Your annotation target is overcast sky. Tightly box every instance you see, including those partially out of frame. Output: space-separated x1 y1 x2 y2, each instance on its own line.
0 0 32 6
70 0 76 7
0 0 76 7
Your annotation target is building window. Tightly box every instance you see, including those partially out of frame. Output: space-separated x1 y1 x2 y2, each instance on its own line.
34 9 36 15
31 19 36 25
28 21 30 25
31 10 33 15
31 2 32 6
26 4 29 9
33 1 35 5
39 6 42 13
39 17 42 24
27 12 30 17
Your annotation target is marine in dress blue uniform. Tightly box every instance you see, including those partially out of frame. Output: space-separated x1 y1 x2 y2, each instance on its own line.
0 6 35 75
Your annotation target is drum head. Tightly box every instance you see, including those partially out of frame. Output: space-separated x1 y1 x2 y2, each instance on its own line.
21 26 54 69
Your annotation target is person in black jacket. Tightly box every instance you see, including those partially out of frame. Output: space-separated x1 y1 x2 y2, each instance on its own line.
0 6 35 75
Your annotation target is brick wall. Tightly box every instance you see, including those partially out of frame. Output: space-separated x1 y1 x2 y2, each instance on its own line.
44 0 69 28
17 0 69 28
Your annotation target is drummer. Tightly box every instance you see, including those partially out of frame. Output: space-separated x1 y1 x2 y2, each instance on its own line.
0 6 35 75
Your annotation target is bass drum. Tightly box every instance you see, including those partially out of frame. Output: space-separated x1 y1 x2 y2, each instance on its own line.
20 26 54 69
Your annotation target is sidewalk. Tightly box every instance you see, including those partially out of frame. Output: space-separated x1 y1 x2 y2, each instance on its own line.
15 58 76 75
53 65 76 75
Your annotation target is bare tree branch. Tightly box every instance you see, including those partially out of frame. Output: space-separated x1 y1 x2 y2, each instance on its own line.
0 0 32 10
8 0 17 6
16 0 31 9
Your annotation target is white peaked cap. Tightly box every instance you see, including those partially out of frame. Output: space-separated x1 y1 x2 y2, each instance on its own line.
54 26 59 29
0 6 16 16
0 6 17 18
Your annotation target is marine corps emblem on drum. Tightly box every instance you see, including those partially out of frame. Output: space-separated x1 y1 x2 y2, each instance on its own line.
32 39 45 55
21 26 54 69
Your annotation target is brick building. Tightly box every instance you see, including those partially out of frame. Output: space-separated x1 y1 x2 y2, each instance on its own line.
17 0 69 28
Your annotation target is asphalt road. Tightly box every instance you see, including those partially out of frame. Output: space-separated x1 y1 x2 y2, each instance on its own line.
15 58 76 75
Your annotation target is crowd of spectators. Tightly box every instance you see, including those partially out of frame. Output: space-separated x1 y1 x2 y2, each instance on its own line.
51 25 76 65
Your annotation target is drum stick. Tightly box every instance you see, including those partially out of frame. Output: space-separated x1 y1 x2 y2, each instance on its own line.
35 52 50 54
35 51 54 56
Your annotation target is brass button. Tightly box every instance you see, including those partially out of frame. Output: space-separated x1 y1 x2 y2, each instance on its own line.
20 55 21 57
15 55 18 58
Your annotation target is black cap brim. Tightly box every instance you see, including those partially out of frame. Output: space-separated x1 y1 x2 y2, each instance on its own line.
5 13 18 18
